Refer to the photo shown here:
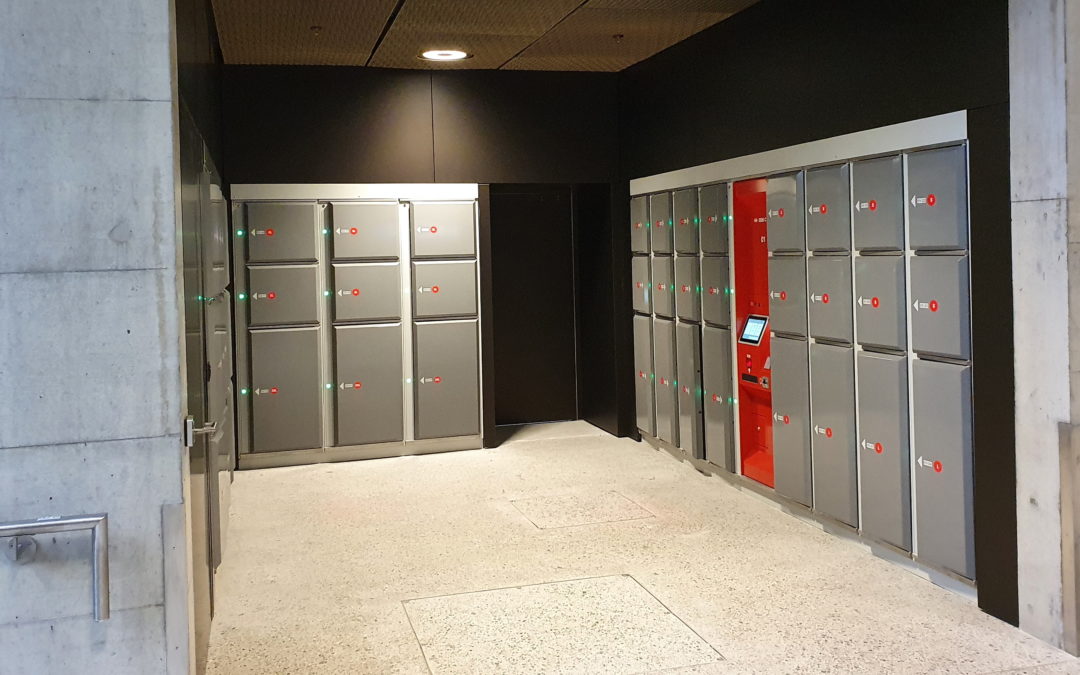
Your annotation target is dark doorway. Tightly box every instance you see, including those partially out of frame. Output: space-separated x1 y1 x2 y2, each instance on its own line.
490 186 578 425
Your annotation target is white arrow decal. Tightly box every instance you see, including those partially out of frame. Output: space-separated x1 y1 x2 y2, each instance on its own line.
417 286 425 294
918 456 928 468
858 296 866 306
854 201 862 213
770 291 782 299
810 294 822 303
773 412 784 422
861 439 874 450
913 300 929 312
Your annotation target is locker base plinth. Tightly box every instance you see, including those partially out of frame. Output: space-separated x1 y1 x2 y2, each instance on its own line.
238 435 482 470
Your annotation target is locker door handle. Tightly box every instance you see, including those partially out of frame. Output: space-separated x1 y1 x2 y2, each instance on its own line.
184 416 218 447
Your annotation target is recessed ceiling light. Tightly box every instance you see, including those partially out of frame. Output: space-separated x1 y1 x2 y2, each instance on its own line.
419 49 470 62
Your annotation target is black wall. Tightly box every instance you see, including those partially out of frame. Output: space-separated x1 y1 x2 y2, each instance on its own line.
617 0 1014 625
176 0 224 171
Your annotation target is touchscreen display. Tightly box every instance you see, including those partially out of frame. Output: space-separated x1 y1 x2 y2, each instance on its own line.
740 315 768 345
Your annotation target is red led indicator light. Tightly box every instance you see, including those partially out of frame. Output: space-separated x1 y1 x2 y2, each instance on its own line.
349 227 358 235
822 293 830 304
927 194 937 206
430 226 438 234
869 199 878 211
933 460 943 473
871 297 880 308
712 394 721 402
267 292 277 300
780 291 787 301
270 387 279 395
778 208 785 218
825 427 833 438
875 442 884 454
655 220 664 227
433 376 442 384
636 282 644 289
353 382 362 389
635 222 643 229
266 229 275 237
709 287 719 295
432 286 440 294
660 377 667 385
351 288 360 296
681 284 690 293
639 371 646 379
679 218 688 226
707 216 716 223
820 204 828 215
783 415 790 425
682 385 690 394
929 300 939 312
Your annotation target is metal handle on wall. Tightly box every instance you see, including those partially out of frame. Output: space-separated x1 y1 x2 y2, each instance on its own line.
0 513 110 621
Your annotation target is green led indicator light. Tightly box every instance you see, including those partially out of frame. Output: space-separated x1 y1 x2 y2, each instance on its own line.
237 293 247 301
240 388 249 396
694 217 700 224
196 295 203 301
325 383 333 390
236 229 245 237
650 373 655 380
668 219 673 226
323 290 331 297
405 377 413 384
322 228 330 235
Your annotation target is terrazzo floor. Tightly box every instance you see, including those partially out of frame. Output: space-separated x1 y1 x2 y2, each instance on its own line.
206 421 1080 674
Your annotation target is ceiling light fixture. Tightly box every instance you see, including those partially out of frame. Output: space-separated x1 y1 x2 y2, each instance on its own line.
419 49 470 62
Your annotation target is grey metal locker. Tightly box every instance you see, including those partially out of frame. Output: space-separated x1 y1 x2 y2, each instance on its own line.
810 343 857 526
633 315 656 436
907 145 968 251
246 202 320 263
411 202 476 258
413 260 478 319
807 255 853 343
701 256 731 327
414 320 480 439
768 256 807 336
332 263 401 323
767 172 805 253
250 328 322 452
675 256 701 323
334 323 404 446
631 195 650 254
805 164 851 252
703 326 735 472
653 318 679 446
857 351 911 551
673 188 700 254
331 202 401 260
676 322 704 459
248 265 319 327
652 256 676 318
910 255 970 360
699 184 729 255
632 255 652 315
854 255 907 350
913 359 974 579
771 336 812 506
853 155 904 251
650 192 674 254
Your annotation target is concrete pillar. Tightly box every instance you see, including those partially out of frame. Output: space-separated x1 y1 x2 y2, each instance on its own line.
1010 0 1080 651
0 1 189 673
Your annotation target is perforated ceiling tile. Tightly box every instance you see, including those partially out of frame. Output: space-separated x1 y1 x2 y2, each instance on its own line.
370 0 584 69
211 0 400 65
503 5 747 71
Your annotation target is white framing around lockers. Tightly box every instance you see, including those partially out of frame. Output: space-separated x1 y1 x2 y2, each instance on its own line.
229 183 484 470
629 110 976 597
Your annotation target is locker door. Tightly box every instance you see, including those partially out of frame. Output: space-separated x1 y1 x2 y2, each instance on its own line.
810 343 857 526
675 256 701 322
768 256 807 337
699 184 729 255
332 263 401 323
632 256 652 315
330 202 400 260
652 256 676 318
248 265 319 327
855 255 906 350
250 328 321 452
907 146 968 251
701 256 730 327
807 255 853 343
650 192 674 254
677 322 704 459
631 196 650 254
414 320 479 439
633 315 656 436
413 260 478 319
334 324 404 446
653 318 679 446
771 336 812 506
910 255 970 360
246 202 320 263
913 359 974 579
703 326 735 472
767 172 805 253
411 202 476 258
673 188 700 254
857 351 911 551
853 155 904 251
805 163 851 252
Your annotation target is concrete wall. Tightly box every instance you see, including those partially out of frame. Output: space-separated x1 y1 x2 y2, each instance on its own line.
0 0 188 673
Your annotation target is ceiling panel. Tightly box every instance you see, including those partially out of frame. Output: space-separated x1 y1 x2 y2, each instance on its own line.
369 0 584 70
211 0 400 65
504 1 757 71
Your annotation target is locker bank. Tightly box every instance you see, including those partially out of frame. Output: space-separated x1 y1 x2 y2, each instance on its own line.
3 0 1076 673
